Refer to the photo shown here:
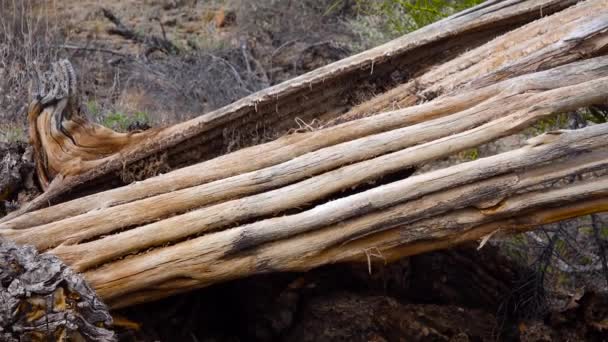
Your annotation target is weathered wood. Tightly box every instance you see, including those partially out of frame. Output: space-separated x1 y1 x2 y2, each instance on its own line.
4 73 608 306
102 192 605 313
5 121 608 308
0 239 115 341
0 142 33 213
88 125 608 307
1 0 582 220
0 57 608 270
38 121 608 268
27 60 158 190
4 0 605 228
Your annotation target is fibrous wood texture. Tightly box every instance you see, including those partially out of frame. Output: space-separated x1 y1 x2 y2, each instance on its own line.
26 60 157 191
1 0 608 309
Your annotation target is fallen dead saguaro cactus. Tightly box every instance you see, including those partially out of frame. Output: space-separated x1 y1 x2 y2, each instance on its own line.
1 0 608 310
0 0 594 220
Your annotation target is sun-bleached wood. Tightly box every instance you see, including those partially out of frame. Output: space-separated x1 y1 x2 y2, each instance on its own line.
105 196 608 308
26 60 157 190
2 60 607 270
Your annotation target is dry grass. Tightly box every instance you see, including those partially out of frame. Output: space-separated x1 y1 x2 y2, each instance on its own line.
0 0 65 134
0 0 365 135
234 0 355 84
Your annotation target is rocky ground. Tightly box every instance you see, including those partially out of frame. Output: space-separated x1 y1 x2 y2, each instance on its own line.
1 1 608 341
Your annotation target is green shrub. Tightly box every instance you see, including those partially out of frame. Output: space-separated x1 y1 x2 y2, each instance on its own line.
531 113 569 134
102 111 150 131
0 125 26 142
86 100 100 117
458 148 479 161
332 0 484 36
581 106 608 124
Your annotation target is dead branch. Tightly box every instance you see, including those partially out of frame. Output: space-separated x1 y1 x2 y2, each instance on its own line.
101 8 178 56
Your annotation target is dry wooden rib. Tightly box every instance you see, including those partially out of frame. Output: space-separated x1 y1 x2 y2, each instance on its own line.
106 196 608 308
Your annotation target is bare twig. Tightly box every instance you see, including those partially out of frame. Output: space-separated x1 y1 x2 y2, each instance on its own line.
591 214 608 287
101 8 136 40
200 53 251 92
159 20 168 42
240 40 252 75
101 7 178 56
54 44 127 57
